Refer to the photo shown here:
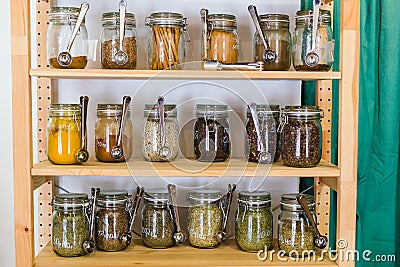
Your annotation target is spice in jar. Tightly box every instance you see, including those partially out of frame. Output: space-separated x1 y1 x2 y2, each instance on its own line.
49 56 88 69
194 104 230 162
141 189 176 248
235 191 273 252
187 190 223 248
280 106 322 167
52 193 89 257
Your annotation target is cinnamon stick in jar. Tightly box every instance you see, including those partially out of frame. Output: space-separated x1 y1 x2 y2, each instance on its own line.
151 25 181 70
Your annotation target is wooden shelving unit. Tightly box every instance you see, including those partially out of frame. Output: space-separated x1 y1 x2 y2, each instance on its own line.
10 0 359 266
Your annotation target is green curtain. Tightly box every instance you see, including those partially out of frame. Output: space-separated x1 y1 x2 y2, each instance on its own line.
357 0 400 266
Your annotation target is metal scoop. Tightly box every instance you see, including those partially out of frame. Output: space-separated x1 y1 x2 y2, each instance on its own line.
216 184 236 242
167 184 185 244
249 103 272 164
296 194 328 249
248 5 276 63
120 186 144 247
157 96 172 160
114 0 128 65
57 2 89 67
305 0 321 67
111 96 131 159
82 187 100 254
203 60 263 71
75 96 89 163
200 8 209 61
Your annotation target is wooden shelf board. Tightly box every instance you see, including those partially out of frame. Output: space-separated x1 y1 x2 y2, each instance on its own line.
31 158 340 178
30 68 342 81
35 239 337 267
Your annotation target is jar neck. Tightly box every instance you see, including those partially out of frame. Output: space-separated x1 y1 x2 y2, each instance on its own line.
281 203 315 212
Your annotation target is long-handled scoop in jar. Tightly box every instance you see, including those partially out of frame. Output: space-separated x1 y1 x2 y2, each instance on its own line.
305 0 321 67
82 187 100 254
248 5 276 63
157 96 172 160
249 103 271 164
57 2 89 67
114 0 129 65
167 184 185 244
120 186 144 247
216 184 236 242
75 96 89 163
111 96 131 159
296 194 328 249
200 8 209 61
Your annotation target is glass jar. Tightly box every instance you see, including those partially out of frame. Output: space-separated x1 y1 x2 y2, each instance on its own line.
292 10 334 71
278 193 316 256
95 190 131 251
52 193 89 257
254 14 291 70
95 104 133 162
235 191 273 252
245 104 280 163
47 104 81 165
101 12 137 69
47 6 88 69
187 189 223 248
145 12 189 70
142 104 179 162
141 188 176 248
194 104 230 162
205 13 239 64
280 106 323 167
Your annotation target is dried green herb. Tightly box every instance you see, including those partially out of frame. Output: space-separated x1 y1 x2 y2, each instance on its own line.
52 211 89 257
278 221 315 255
235 208 273 252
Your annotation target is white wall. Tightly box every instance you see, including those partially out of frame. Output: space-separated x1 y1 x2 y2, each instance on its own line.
0 1 16 267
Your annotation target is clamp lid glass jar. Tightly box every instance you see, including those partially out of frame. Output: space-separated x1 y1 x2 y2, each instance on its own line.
52 193 90 257
95 104 133 163
292 10 334 71
145 12 189 70
101 12 137 69
202 12 239 64
194 104 230 162
280 106 323 167
47 6 89 69
278 193 316 256
142 103 179 162
95 190 131 251
187 189 223 248
254 14 291 70
235 191 273 252
141 188 176 248
47 104 81 165
245 104 280 164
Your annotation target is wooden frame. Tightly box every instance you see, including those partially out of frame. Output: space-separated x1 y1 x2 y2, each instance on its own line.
11 0 359 266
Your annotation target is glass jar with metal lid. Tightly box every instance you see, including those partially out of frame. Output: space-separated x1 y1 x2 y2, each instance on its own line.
187 189 223 248
142 101 179 162
201 10 239 64
254 14 291 70
292 9 334 71
95 190 131 251
101 11 137 69
95 104 133 162
47 4 89 69
279 106 323 167
145 12 190 70
245 104 280 164
47 104 81 165
141 188 176 248
278 193 316 256
194 104 230 162
52 193 90 257
235 191 273 252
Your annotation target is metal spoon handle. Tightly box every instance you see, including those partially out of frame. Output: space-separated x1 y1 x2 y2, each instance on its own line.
80 96 89 151
249 103 264 153
248 5 270 51
66 2 89 53
89 188 100 241
200 8 209 61
222 184 236 231
128 187 144 232
116 96 131 147
167 184 182 233
118 0 127 52
311 0 320 52
157 96 166 148
296 194 320 235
